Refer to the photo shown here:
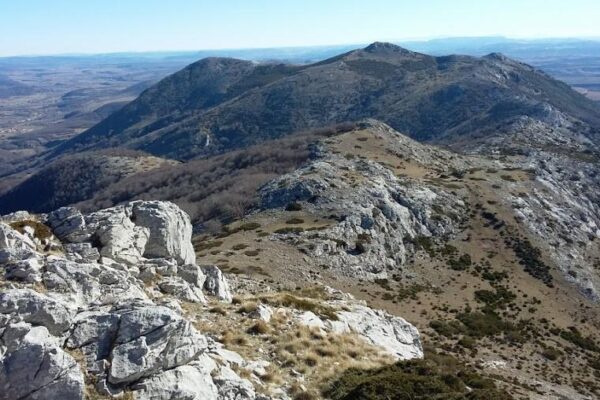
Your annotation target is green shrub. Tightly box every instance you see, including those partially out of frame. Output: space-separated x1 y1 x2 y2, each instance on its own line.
324 352 513 400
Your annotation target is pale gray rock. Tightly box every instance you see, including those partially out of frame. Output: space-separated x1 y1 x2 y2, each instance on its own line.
4 256 43 283
0 201 264 399
132 364 219 400
335 305 423 360
297 311 326 330
214 366 256 400
43 257 147 306
250 304 273 323
259 148 462 280
178 263 206 288
0 223 36 264
159 277 206 303
66 310 119 373
109 305 208 384
64 243 100 263
0 210 33 223
211 347 246 367
86 205 149 265
0 323 84 400
46 207 89 243
202 265 233 302
0 289 74 335
131 201 196 264
131 201 196 265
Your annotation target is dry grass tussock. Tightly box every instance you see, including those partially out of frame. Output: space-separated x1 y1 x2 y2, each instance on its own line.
186 292 393 398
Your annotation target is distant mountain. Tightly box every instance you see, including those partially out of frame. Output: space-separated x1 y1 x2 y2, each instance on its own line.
51 42 600 160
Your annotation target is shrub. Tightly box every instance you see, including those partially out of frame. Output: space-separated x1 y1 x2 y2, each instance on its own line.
10 220 53 240
285 202 303 211
448 254 472 271
560 327 599 352
324 352 514 400
274 227 305 234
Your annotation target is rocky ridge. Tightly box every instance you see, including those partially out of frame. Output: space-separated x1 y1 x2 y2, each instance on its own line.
0 200 422 399
257 120 600 300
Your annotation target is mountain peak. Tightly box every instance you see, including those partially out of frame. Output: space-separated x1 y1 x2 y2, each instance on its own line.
484 52 510 62
364 41 412 54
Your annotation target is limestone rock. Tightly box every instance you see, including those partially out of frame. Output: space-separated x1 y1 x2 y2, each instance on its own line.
108 304 208 384
0 289 74 336
298 311 325 330
159 277 206 303
86 205 149 265
43 257 147 306
202 265 233 302
214 366 256 400
335 305 423 360
0 223 36 264
64 243 100 263
0 323 85 400
4 256 43 283
132 364 219 400
131 201 196 265
46 207 89 243
250 304 273 323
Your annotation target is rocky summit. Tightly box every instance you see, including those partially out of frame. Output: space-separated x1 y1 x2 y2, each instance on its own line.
0 200 423 400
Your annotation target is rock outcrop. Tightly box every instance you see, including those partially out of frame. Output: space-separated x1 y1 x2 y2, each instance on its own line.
0 200 424 399
0 201 255 400
260 129 464 280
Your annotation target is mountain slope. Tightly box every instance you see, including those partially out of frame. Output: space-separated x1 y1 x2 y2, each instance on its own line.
193 121 600 399
51 42 600 160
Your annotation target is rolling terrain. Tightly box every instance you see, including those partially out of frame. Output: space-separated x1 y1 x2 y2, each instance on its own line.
1 42 600 399
50 43 600 160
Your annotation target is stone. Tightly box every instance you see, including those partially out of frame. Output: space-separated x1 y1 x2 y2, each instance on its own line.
43 257 147 307
214 366 256 400
87 205 149 265
178 263 206 288
202 265 233 302
0 323 85 400
0 223 36 264
108 305 208 384
159 277 206 303
0 289 74 335
64 243 100 263
211 347 246 367
335 305 423 360
250 304 273 323
131 201 196 265
66 310 120 370
298 311 325 330
4 256 43 283
132 364 219 400
46 207 89 243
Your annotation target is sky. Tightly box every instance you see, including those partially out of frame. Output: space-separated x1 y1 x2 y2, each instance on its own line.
1 0 600 56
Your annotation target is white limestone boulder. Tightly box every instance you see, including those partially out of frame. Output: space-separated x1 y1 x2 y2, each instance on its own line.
0 323 85 400
334 305 423 360
131 201 196 265
202 265 233 303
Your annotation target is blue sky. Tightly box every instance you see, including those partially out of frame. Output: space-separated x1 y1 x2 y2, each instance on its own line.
1 0 599 56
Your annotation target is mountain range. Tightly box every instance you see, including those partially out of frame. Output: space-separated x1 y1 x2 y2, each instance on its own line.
1 42 600 399
49 42 600 161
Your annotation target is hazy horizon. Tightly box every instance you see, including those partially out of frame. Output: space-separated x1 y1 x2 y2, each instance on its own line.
2 0 600 57
2 35 600 59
